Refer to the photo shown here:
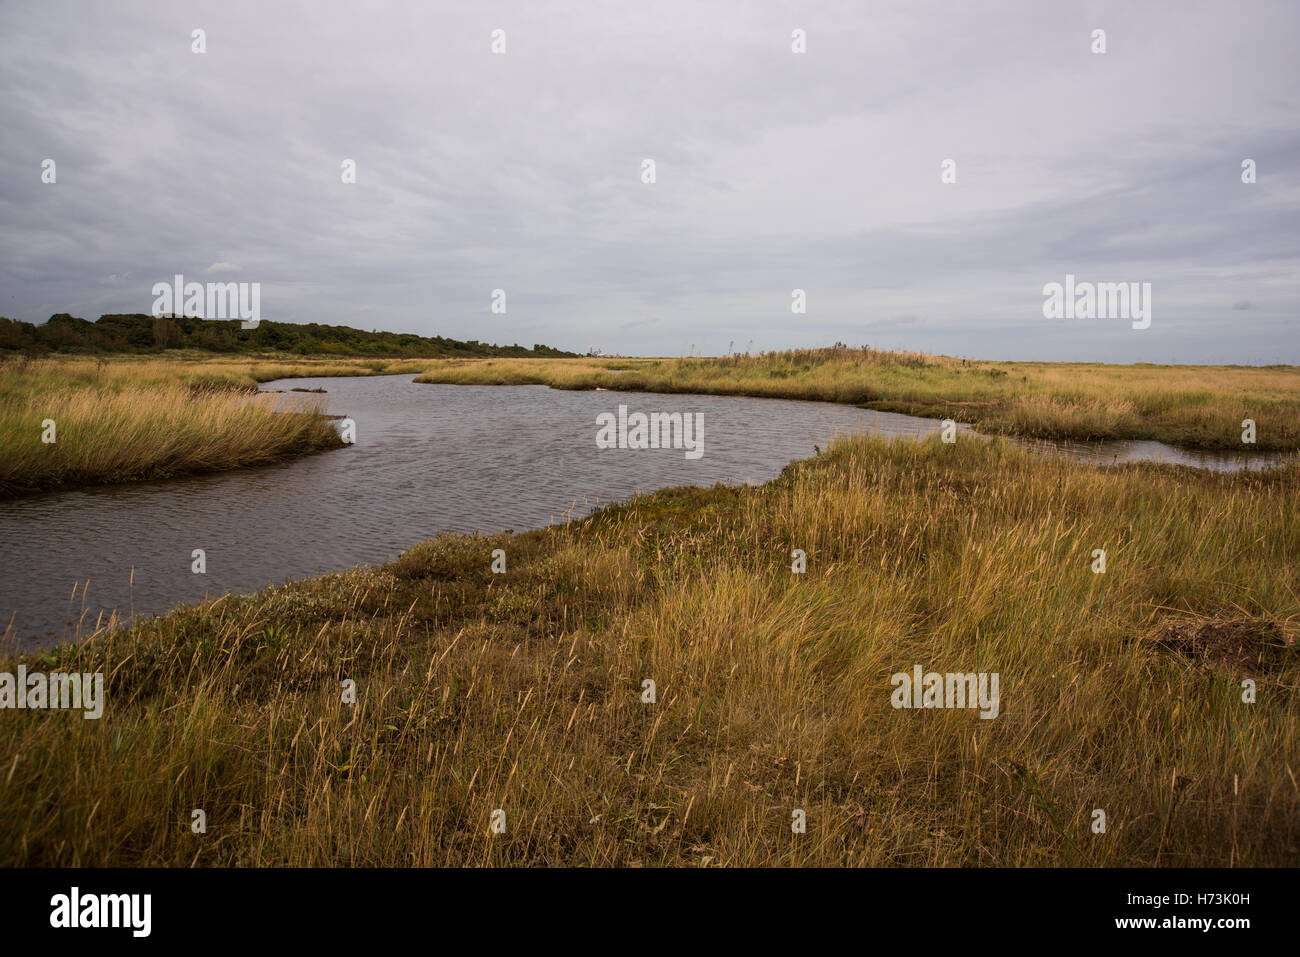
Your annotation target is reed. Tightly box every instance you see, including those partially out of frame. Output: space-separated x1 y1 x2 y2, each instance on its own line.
0 354 426 496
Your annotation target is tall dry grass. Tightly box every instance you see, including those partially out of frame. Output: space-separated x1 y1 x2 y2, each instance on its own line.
0 354 426 496
2 435 1295 866
0 353 429 394
0 384 340 496
0 356 395 496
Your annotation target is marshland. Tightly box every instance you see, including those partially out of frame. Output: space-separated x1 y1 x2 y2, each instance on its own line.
0 354 432 497
415 348 1300 452
0 348 1296 866
4 346 1298 501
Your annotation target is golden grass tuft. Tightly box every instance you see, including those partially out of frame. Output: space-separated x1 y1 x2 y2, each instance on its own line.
0 354 429 496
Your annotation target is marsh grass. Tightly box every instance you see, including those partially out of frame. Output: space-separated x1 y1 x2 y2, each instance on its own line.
0 354 426 496
415 348 1300 451
2 436 1295 866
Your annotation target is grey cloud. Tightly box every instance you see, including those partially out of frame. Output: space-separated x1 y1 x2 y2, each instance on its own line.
0 0 1296 363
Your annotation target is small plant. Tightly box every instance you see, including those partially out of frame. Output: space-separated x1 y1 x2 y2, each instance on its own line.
259 624 289 649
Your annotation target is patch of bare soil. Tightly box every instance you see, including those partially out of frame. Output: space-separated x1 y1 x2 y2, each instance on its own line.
1148 617 1298 676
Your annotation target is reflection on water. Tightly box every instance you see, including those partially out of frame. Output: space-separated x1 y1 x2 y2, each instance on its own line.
0 376 1289 650
1011 436 1289 472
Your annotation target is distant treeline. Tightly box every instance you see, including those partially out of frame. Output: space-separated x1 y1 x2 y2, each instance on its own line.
0 313 577 358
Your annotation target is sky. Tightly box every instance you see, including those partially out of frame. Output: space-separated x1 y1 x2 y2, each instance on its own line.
1 0 1297 363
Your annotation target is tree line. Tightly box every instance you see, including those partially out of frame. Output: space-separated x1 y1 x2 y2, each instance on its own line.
0 313 577 358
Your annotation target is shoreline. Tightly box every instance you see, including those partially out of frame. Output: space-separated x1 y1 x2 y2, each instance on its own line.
419 375 1300 457
6 412 1292 653
6 357 1295 500
415 351 1300 453
2 433 1295 866
0 356 432 500
4 349 1299 501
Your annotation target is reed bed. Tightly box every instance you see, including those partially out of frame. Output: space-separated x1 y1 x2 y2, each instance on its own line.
2 435 1295 866
0 355 428 496
0 354 429 394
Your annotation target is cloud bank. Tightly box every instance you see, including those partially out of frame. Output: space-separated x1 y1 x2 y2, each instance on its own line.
1 0 1296 362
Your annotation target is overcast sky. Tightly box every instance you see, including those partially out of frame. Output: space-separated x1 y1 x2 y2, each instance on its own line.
1 1 1297 362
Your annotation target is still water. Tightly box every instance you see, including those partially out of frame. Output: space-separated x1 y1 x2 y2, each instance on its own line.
0 375 1288 649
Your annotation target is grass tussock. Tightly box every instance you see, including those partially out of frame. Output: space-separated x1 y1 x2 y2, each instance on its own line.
415 348 1300 451
0 354 426 496
2 435 1296 866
